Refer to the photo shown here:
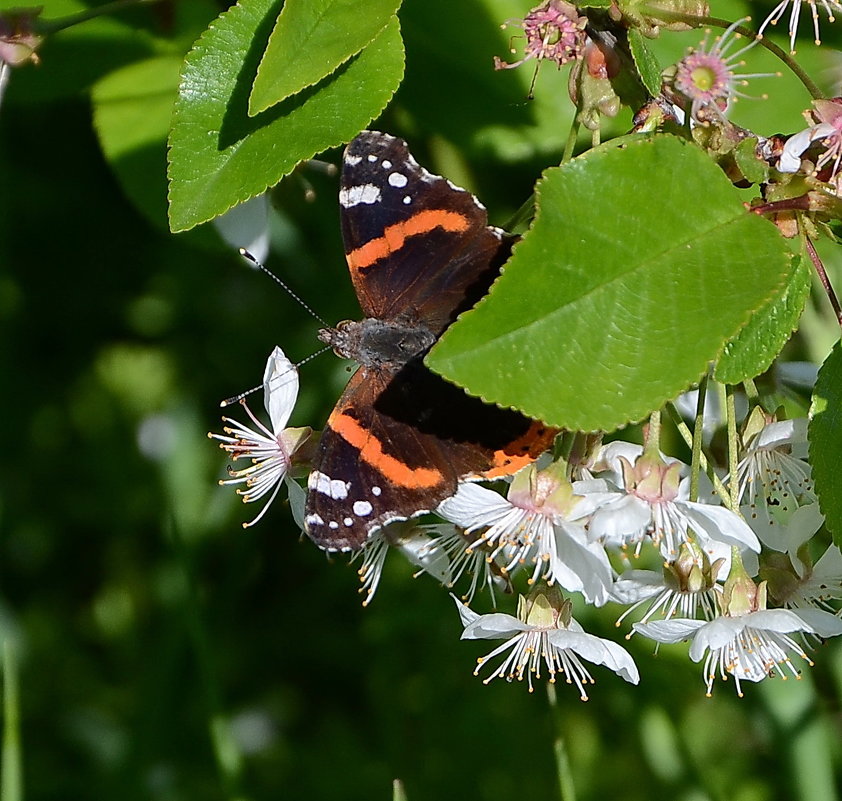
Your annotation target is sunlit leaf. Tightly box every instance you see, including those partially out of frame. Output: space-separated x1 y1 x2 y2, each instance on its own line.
427 134 793 431
167 0 404 232
249 0 402 114
714 254 808 384
628 29 661 97
92 56 183 229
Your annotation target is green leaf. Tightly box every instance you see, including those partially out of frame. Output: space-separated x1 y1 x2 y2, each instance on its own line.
714 254 807 385
733 137 768 185
249 0 402 114
427 135 792 432
93 56 183 230
809 341 842 544
628 29 662 97
167 0 404 232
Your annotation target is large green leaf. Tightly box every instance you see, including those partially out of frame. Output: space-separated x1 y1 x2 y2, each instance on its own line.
249 0 402 114
92 56 183 230
714 255 809 385
167 0 404 232
809 341 842 544
427 135 793 432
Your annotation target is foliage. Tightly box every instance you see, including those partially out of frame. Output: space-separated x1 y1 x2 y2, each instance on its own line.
2 0 842 800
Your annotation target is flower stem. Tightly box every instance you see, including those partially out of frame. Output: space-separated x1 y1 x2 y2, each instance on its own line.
636 9 823 99
725 384 740 511
804 235 842 327
546 683 577 801
646 409 661 453
2 640 22 801
665 402 734 509
563 116 580 163
689 375 708 503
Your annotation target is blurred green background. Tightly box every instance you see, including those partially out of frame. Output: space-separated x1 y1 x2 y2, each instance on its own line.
1 1 841 800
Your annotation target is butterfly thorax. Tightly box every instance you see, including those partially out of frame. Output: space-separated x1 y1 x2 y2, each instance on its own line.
318 317 437 371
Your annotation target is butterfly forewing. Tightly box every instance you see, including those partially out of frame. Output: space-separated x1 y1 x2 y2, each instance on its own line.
340 131 508 334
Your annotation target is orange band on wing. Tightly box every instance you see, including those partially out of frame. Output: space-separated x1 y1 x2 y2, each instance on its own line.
329 411 443 489
347 209 471 272
483 423 559 479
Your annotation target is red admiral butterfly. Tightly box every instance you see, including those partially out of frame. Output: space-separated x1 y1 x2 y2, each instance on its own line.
304 131 556 551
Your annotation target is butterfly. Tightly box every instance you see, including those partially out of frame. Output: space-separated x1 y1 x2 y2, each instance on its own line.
303 131 555 551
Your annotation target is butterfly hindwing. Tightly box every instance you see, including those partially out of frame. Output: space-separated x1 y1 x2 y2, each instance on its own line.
305 360 555 551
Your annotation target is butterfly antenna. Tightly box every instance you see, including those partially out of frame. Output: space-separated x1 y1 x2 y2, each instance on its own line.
239 248 329 327
295 344 333 370
220 383 262 408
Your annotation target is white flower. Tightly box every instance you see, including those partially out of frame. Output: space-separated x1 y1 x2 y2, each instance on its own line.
589 444 760 560
456 590 639 697
736 416 813 508
437 464 615 604
746 501 824 554
613 541 725 629
779 99 842 183
785 545 842 609
734 414 818 552
758 0 842 52
355 522 453 606
635 608 842 696
415 524 506 603
211 347 312 527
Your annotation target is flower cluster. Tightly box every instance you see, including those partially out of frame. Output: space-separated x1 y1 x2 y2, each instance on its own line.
214 353 841 699
211 0 842 704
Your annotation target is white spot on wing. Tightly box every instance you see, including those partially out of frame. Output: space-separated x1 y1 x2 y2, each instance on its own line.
372 486 382 496
353 500 373 517
381 159 392 169
309 471 350 500
402 196 411 205
343 517 354 526
388 172 408 188
328 520 339 529
344 154 362 166
367 154 378 162
339 184 381 208
305 513 324 527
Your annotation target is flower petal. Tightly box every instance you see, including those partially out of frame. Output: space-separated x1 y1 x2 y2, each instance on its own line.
551 522 614 605
633 618 707 644
263 346 299 433
588 494 651 543
750 608 842 637
753 418 806 450
779 123 837 172
437 482 511 529
611 569 664 603
395 529 452 584
462 611 531 640
286 475 306 531
680 501 760 552
547 629 640 683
